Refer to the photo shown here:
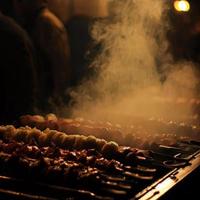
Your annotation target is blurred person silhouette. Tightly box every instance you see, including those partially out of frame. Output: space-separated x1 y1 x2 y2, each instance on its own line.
5 0 72 112
0 5 37 124
48 0 109 86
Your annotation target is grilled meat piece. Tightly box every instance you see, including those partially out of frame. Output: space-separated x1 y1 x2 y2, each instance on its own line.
19 114 200 148
0 125 119 157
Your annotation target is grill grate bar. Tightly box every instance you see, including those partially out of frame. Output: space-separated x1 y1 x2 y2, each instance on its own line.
0 175 111 200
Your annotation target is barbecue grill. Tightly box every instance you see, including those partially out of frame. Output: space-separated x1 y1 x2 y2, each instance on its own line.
0 116 200 200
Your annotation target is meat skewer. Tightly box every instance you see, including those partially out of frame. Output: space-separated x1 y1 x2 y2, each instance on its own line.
19 114 200 148
0 125 119 158
0 139 154 178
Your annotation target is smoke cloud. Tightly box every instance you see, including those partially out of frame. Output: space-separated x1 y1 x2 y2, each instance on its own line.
68 0 198 125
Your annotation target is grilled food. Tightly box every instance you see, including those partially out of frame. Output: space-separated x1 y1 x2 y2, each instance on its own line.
0 125 122 158
19 114 199 147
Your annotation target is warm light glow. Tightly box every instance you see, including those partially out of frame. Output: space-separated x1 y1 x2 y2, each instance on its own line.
174 0 190 12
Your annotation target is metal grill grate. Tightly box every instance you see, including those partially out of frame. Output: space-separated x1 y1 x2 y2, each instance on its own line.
0 139 200 200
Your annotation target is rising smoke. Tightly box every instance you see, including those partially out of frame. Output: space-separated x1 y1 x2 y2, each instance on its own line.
69 0 198 125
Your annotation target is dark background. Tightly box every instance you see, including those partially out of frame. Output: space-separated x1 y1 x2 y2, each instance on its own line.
168 0 200 63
